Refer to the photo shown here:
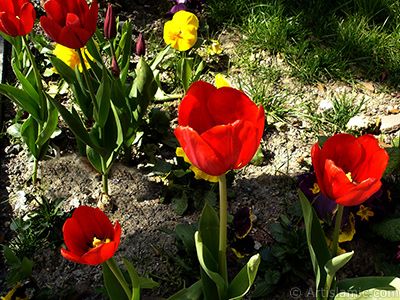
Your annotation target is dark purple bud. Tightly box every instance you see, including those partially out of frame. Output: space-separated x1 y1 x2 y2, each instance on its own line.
111 56 120 77
136 33 145 56
104 4 117 40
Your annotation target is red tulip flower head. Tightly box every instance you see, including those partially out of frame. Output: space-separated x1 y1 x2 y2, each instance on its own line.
0 0 36 37
174 81 265 176
104 4 116 40
61 206 121 265
40 0 98 49
311 133 389 207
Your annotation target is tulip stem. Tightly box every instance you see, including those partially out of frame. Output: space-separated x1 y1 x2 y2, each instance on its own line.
32 157 38 185
105 257 132 300
331 205 344 258
218 174 228 285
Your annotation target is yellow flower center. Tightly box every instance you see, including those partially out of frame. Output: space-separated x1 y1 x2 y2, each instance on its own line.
309 183 320 194
92 236 111 248
346 172 353 182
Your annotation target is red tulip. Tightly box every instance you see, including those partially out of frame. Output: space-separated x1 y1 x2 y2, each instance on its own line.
104 4 116 40
174 81 265 176
136 32 145 56
311 133 389 206
61 206 121 265
0 0 36 37
40 0 98 49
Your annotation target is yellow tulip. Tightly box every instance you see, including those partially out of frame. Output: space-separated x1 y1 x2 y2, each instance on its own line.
163 11 199 51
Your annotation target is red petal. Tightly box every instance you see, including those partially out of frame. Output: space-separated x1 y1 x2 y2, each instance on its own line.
200 120 258 171
40 16 62 43
65 13 81 27
0 12 19 36
83 0 98 35
73 206 115 242
174 126 226 176
61 248 87 264
62 217 90 256
207 87 260 126
58 25 92 48
323 159 355 201
178 81 217 134
19 2 36 35
335 178 382 206
353 135 388 181
44 0 66 26
80 241 118 265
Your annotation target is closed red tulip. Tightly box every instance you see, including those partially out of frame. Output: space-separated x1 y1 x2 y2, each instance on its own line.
0 0 36 37
40 0 98 49
311 133 389 206
104 4 116 40
174 81 265 176
61 206 121 265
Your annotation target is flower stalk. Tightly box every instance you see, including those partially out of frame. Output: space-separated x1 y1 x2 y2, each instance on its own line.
218 173 228 284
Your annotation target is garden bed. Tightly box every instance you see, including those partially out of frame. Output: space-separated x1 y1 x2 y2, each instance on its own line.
1 1 400 299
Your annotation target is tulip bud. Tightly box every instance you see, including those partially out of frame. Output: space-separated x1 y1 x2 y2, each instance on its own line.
104 4 116 40
136 33 145 56
111 56 120 77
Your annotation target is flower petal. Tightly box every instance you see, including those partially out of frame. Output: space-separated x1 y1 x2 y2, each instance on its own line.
335 178 382 206
174 126 226 176
178 81 217 134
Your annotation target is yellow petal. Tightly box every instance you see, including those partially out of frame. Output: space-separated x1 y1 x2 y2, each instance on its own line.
215 74 231 88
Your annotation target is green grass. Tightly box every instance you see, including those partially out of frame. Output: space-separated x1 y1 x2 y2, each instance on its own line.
206 0 400 86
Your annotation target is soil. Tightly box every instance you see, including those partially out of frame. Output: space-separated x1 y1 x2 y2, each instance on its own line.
1 1 400 300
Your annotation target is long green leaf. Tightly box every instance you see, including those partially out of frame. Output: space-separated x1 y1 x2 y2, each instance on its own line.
20 116 38 157
94 67 111 128
226 253 261 300
0 84 41 121
195 232 226 289
299 189 331 299
11 59 39 105
325 251 354 277
122 259 140 300
101 262 129 300
36 103 58 147
48 96 107 156
166 280 203 300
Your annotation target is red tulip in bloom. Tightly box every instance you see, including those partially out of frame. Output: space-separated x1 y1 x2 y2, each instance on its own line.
311 133 389 207
174 81 265 176
61 206 121 265
0 0 36 37
40 0 98 49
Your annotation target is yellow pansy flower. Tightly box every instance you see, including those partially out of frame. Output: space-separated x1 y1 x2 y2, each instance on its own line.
163 11 199 51
215 74 231 88
207 40 223 55
53 43 94 72
356 205 374 221
176 147 219 182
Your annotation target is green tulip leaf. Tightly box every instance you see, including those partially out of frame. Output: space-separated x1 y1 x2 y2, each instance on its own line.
122 258 140 300
49 56 77 85
325 251 354 277
336 276 400 297
167 280 203 300
20 116 38 158
48 96 107 157
102 262 129 300
0 84 41 122
198 203 220 259
86 37 103 64
150 45 172 71
383 147 400 175
94 67 111 128
299 189 331 299
177 57 192 93
195 231 226 289
86 145 103 174
11 59 39 105
36 104 58 147
192 60 205 83
226 253 261 300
